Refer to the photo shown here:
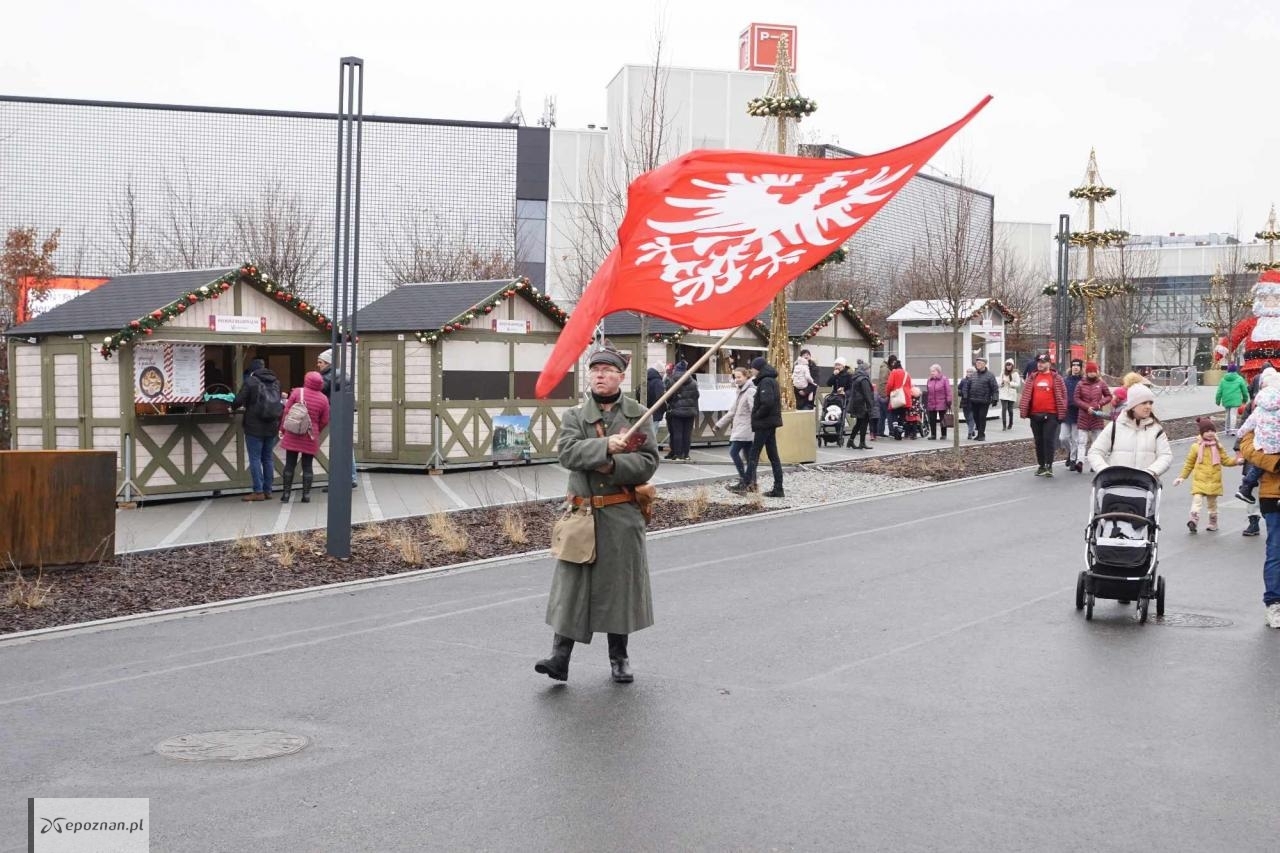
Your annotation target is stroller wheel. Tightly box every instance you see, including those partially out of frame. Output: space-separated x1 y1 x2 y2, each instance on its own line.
1075 571 1086 611
1156 576 1166 618
1139 595 1150 624
1085 594 1094 621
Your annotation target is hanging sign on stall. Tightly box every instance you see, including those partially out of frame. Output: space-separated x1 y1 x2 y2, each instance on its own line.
492 319 530 334
209 315 267 333
134 343 206 403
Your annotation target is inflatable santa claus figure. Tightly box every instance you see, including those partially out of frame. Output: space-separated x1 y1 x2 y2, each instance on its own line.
1216 268 1280 384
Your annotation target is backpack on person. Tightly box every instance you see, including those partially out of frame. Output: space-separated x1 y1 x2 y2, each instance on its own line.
281 387 313 436
251 375 284 422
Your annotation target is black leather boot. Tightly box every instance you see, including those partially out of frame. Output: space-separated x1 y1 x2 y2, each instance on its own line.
607 633 633 683
534 634 574 682
280 470 294 503
300 474 313 503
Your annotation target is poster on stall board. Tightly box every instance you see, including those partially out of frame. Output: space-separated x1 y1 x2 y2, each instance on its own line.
491 414 532 461
133 343 205 403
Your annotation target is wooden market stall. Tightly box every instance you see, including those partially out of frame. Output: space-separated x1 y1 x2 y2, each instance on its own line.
3 265 336 501
886 298 1015 386
353 278 575 468
598 311 771 447
758 299 882 385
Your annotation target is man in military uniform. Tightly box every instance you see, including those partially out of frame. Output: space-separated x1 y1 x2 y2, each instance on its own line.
535 346 660 684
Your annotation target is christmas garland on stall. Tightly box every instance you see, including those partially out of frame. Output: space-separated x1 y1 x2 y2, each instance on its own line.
99 264 331 359
413 278 566 345
746 95 818 118
1068 184 1117 203
792 299 882 348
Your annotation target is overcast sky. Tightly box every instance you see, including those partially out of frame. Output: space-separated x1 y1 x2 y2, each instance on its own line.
6 0 1277 238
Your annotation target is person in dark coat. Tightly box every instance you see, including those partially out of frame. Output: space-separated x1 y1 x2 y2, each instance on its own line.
231 358 281 501
536 346 659 684
846 360 875 449
663 360 699 461
744 357 785 497
317 348 358 490
1061 358 1085 470
645 367 667 424
827 357 854 396
967 356 999 441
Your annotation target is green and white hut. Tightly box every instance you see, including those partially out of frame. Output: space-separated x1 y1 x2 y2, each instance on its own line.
352 278 574 468
3 265 335 501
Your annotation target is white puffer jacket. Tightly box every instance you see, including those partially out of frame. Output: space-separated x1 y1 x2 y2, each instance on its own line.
1087 413 1173 477
715 380 756 441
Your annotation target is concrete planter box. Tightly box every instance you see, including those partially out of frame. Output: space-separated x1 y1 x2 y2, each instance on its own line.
763 409 817 465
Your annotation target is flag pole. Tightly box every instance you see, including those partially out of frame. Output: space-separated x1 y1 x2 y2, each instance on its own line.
623 326 738 441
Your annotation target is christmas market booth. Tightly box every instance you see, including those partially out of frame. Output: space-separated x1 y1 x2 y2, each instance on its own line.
4 265 335 501
598 311 771 447
886 298 1014 384
353 278 575 468
758 299 882 385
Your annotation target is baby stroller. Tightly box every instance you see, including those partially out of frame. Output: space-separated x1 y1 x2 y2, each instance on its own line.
1077 466 1166 623
818 391 850 446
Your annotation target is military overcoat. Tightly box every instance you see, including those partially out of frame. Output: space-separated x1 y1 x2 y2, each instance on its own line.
545 394 659 643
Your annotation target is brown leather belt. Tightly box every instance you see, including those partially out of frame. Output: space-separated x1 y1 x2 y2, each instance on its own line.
568 492 634 509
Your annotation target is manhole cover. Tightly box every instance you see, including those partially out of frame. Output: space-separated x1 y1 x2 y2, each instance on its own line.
156 729 309 762
1152 612 1233 628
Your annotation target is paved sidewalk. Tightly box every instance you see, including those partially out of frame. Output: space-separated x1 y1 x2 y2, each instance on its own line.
113 386 1222 553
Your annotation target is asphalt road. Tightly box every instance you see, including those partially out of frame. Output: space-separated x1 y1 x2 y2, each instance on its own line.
3 462 1278 852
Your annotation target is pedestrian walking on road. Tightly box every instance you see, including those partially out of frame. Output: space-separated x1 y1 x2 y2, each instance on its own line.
998 359 1022 431
1216 363 1250 434
846 360 875 449
884 355 912 440
278 371 331 504
967 357 999 440
1174 417 1237 533
664 360 699 461
1086 383 1172 479
959 366 976 439
925 364 952 440
1237 422 1280 628
744 356 785 497
536 346 659 684
718 367 756 492
1019 354 1068 476
1061 359 1085 470
1072 361 1113 473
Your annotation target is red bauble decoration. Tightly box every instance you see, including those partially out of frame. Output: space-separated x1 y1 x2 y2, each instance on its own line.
176 305 186 313
483 306 492 314
298 302 308 311
129 320 141 329
143 328 153 335
151 310 163 320
221 282 231 291
187 293 198 304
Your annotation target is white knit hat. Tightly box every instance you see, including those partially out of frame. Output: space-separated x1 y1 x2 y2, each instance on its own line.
1125 383 1155 407
317 348 333 365
1261 366 1280 390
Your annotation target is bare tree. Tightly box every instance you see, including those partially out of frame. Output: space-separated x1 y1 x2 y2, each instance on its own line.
158 162 232 269
384 210 515 285
990 236 1048 357
555 25 674 384
904 169 992 455
0 226 60 447
1093 242 1161 371
108 180 157 273
233 180 326 302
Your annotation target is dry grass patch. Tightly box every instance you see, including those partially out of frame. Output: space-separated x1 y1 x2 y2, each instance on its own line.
387 524 424 565
352 525 388 544
499 507 528 546
232 533 263 558
682 486 711 522
5 566 55 610
273 531 308 569
427 512 470 555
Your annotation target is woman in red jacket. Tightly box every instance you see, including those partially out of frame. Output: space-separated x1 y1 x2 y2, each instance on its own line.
279 371 332 503
1019 354 1068 476
884 355 913 440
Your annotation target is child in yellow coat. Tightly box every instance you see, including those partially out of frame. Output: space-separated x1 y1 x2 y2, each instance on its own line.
1173 417 1237 533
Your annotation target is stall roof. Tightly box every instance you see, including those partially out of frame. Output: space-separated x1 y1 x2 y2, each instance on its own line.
357 279 567 332
757 300 880 344
887 298 1016 323
599 312 685 337
4 268 236 336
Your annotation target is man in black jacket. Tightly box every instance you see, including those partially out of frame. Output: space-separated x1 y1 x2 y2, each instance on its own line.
232 358 281 501
968 356 999 441
743 357 785 497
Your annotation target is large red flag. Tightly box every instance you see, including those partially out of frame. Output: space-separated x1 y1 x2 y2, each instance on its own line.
536 96 992 397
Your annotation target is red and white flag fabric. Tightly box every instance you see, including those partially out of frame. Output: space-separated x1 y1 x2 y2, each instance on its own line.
536 96 992 397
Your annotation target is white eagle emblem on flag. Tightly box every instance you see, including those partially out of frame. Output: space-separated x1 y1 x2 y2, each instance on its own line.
637 165 912 307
